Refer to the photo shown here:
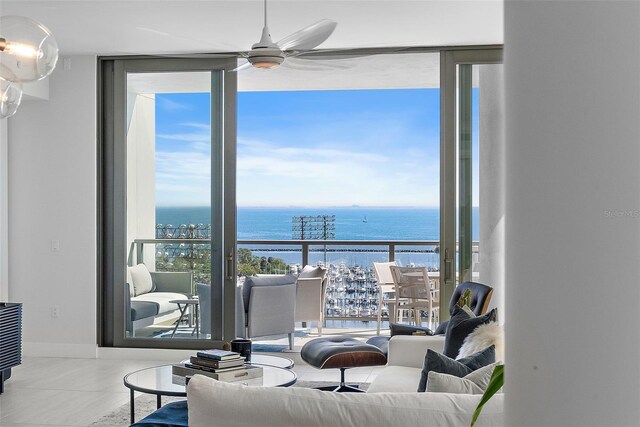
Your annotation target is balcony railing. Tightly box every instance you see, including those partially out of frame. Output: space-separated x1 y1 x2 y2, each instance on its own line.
129 238 478 321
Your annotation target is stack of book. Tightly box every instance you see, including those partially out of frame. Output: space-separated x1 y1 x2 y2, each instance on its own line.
172 349 263 385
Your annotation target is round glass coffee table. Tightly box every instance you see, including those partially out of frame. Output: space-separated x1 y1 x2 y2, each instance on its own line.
240 353 294 369
124 363 297 423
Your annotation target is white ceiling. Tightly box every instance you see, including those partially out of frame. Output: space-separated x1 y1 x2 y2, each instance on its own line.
0 1 503 56
6 1 500 92
126 52 445 93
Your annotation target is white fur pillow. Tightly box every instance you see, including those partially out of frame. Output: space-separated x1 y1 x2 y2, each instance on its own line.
456 322 504 362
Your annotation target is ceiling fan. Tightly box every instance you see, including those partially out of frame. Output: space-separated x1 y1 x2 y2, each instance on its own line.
236 0 337 71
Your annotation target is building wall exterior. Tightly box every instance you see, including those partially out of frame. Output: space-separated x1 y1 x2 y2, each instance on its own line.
126 94 157 270
479 64 505 315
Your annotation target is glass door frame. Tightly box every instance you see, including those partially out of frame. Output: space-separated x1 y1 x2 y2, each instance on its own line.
440 48 502 320
99 56 237 348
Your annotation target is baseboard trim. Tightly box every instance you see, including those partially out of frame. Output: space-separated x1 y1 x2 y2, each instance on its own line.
23 342 98 358
97 347 195 361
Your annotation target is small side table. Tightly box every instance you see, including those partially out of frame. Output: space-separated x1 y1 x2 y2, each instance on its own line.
169 299 199 338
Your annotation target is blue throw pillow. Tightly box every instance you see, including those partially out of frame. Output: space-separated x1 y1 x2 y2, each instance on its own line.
442 305 497 358
417 345 495 392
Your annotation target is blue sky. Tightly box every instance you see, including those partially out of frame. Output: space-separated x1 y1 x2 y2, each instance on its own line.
154 89 479 207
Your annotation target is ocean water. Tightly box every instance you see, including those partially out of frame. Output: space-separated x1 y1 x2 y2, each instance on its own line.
156 206 479 268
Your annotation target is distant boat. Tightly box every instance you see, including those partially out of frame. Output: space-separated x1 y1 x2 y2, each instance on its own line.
363 215 368 223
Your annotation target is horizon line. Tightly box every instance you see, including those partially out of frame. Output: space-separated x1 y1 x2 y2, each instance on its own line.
156 205 440 209
155 205 480 209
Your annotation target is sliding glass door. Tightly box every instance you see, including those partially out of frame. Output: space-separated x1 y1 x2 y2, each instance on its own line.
440 49 503 319
101 58 237 348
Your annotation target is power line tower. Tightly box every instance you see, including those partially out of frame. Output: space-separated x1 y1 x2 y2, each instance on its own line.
292 215 336 264
292 215 336 240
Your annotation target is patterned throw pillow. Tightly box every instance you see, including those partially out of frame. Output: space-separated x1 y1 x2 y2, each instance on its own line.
442 305 497 359
417 345 495 392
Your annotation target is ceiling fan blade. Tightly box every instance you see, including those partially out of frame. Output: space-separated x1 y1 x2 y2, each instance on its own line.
283 57 353 71
277 19 337 51
293 46 416 61
232 61 253 73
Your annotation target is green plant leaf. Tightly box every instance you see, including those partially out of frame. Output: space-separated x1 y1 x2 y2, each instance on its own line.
471 364 504 427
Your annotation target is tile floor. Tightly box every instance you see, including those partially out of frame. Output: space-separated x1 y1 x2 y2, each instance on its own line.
0 355 383 426
0 327 388 426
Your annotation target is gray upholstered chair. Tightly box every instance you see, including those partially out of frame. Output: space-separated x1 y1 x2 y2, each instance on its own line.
236 275 297 350
197 283 211 337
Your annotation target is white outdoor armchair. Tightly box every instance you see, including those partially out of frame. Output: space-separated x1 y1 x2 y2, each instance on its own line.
389 266 439 329
294 266 328 336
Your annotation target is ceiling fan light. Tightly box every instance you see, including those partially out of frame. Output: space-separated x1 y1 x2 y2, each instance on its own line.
247 53 284 69
0 76 22 119
0 15 59 82
251 59 282 69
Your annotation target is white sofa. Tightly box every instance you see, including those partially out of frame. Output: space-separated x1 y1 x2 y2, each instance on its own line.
367 334 446 393
186 335 504 427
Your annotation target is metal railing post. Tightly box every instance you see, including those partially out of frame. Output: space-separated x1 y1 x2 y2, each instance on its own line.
388 243 395 262
302 242 309 266
136 242 143 267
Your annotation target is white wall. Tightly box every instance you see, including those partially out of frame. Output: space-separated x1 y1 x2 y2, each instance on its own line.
479 64 505 315
7 56 97 358
126 94 156 269
505 2 640 425
0 121 7 302
22 78 50 101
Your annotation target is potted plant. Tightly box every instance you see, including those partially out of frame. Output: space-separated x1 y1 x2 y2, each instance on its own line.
471 364 504 426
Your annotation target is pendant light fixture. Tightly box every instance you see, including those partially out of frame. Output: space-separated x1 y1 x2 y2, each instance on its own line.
0 15 58 119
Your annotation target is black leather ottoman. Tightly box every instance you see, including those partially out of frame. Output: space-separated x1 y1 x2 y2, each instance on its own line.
301 336 387 392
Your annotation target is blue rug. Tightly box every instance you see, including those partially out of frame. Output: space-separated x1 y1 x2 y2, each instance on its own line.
252 343 289 352
251 330 309 352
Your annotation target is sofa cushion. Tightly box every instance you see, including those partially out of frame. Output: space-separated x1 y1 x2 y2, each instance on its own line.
187 374 504 427
426 362 500 394
443 305 497 358
418 346 495 392
242 275 296 312
366 365 422 393
130 301 159 321
132 292 186 315
129 264 154 296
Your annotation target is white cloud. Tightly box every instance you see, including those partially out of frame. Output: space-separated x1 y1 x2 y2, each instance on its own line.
157 97 193 112
155 130 440 207
236 137 439 207
155 145 211 206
